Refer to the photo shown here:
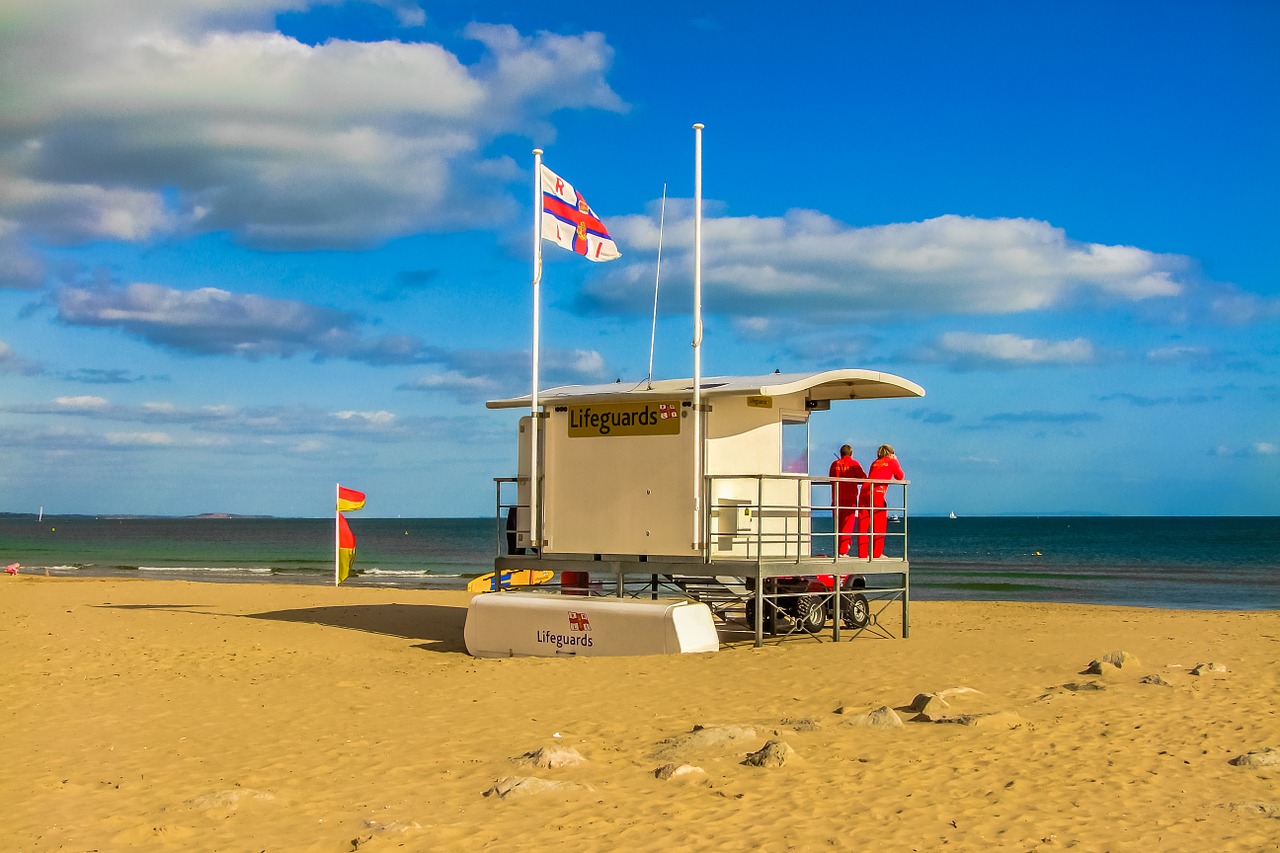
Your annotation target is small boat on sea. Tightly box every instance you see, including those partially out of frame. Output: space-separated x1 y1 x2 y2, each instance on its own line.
949 511 957 519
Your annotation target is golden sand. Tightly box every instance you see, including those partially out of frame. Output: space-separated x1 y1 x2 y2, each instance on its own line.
3 576 1277 851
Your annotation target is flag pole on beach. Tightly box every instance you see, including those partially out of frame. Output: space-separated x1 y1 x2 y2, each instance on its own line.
692 122 705 552
530 148 545 552
528 152 621 550
334 485 364 585
334 483 339 586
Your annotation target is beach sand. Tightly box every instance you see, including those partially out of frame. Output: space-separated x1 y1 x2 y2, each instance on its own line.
3 577 1277 852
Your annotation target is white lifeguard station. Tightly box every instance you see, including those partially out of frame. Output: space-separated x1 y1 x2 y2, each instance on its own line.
472 126 925 652
486 368 924 646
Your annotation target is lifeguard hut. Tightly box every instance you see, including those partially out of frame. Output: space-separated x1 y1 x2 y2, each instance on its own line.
485 368 924 646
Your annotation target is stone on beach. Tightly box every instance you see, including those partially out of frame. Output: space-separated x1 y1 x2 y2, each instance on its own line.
840 705 905 728
513 745 586 768
742 738 798 767
923 710 1029 730
1084 650 1140 674
1228 748 1280 769
654 762 707 781
1060 681 1107 691
1139 674 1172 686
902 687 988 721
184 789 278 811
900 692 949 714
655 724 757 760
780 716 822 732
484 776 595 800
1190 662 1228 676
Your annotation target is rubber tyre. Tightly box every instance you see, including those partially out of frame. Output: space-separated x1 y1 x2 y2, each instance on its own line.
796 595 827 634
842 593 870 630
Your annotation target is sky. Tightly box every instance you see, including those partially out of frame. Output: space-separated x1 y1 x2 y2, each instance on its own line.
1 0 1277 518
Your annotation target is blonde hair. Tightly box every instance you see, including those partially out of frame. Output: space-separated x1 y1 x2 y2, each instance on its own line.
877 444 895 458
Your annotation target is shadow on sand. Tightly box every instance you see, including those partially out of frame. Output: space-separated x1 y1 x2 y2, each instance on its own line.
94 601 470 654
245 603 469 654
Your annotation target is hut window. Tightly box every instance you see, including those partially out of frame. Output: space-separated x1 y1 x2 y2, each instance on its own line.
781 415 809 474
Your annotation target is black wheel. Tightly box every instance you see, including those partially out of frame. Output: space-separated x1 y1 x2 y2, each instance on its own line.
796 594 827 633
842 593 870 629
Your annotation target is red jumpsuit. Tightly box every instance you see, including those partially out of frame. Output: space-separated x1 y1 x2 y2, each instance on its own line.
828 455 866 556
857 455 905 558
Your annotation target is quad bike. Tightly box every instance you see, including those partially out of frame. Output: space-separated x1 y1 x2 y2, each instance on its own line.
744 573 870 635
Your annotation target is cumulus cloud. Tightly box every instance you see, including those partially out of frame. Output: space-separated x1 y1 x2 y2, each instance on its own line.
1206 286 1280 325
1100 391 1221 407
1146 345 1212 362
54 282 362 358
915 332 1096 369
0 339 42 375
586 210 1188 322
0 395 423 442
49 279 616 392
399 345 610 401
983 411 1103 425
0 229 46 290
0 3 623 251
51 280 459 365
1213 442 1278 458
61 368 150 384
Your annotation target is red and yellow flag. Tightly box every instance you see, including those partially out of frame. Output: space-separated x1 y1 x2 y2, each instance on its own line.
337 512 356 584
337 486 366 512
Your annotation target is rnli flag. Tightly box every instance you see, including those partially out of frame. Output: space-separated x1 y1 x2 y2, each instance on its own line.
540 165 621 262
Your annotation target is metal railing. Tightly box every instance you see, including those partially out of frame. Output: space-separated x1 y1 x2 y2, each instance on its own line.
704 473 909 566
492 473 909 565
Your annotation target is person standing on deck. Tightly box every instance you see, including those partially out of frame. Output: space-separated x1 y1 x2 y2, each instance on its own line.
828 444 866 557
857 444 905 558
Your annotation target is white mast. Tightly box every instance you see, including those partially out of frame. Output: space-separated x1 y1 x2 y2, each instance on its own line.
692 123 704 551
646 183 668 388
530 148 545 550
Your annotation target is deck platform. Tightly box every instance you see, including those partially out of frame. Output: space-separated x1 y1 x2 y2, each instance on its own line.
492 552 910 646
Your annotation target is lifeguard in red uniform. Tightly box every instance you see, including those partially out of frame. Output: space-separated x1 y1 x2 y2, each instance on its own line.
857 444 905 558
828 444 866 557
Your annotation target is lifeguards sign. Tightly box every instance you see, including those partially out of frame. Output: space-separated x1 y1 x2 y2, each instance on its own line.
567 401 682 437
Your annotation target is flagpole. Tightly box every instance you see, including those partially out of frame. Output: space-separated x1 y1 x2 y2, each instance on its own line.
530 148 544 551
333 482 339 587
692 123 704 552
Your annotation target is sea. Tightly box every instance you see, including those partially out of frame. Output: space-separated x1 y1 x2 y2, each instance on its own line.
1 514 1277 611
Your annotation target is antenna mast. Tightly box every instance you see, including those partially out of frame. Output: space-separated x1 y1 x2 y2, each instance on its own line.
646 184 668 388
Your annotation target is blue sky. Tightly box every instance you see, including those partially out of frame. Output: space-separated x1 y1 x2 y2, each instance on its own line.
1 0 1276 518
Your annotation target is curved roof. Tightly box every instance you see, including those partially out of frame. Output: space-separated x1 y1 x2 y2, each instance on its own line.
486 369 925 409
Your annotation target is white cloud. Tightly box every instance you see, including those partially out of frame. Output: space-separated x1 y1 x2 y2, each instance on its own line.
399 346 610 401
0 4 623 250
403 370 499 395
916 332 1096 368
0 339 41 374
1212 442 1279 458
1147 345 1211 362
105 431 175 446
333 410 397 427
590 211 1188 320
54 395 111 410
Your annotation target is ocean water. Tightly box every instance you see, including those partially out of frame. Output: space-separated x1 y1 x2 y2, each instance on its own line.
1 514 1276 610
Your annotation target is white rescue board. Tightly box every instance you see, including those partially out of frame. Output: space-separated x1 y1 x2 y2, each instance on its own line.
464 594 719 658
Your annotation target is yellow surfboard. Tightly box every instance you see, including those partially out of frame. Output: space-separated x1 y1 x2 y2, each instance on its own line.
467 568 555 593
